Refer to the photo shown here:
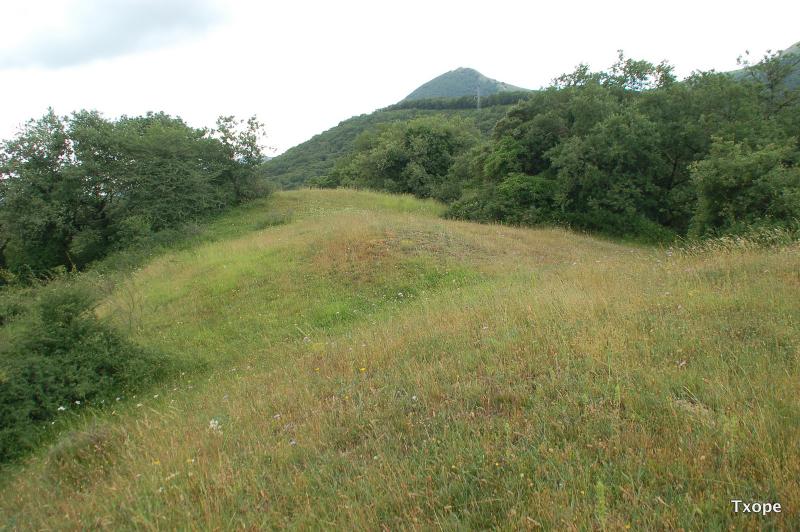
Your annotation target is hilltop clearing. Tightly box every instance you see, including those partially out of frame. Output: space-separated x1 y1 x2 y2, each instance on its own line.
1 189 798 529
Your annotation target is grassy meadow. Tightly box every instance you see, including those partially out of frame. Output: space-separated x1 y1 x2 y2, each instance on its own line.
1 189 798 529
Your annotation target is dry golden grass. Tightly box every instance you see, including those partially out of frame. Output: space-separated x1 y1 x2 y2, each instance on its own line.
1 189 798 529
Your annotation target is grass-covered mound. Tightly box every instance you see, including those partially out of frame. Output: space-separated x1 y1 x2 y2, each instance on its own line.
1 189 798 529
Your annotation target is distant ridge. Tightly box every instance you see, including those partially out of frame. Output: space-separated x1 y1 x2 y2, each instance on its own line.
777 40 800 89
729 40 800 89
403 67 528 101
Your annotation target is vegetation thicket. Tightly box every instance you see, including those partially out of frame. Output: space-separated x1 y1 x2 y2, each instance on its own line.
0 111 268 460
0 111 267 277
272 49 800 243
261 104 515 190
328 116 480 201
444 52 800 241
0 283 166 461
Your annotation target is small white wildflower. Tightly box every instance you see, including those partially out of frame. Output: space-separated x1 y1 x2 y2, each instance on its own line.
57 406 66 411
116 397 121 401
289 439 297 446
273 414 281 419
153 394 159 399
136 403 143 408
209 418 222 433
74 400 81 405
411 395 417 401
303 336 311 343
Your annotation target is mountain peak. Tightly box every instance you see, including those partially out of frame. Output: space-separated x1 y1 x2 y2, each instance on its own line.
403 67 527 101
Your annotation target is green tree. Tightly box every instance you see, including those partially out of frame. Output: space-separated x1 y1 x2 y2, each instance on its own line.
447 50 799 241
0 109 78 273
738 48 800 116
690 139 800 236
0 110 269 276
214 115 269 203
335 116 478 200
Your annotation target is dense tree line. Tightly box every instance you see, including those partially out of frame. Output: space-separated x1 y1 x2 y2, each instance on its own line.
334 51 800 241
0 111 267 277
321 116 479 201
262 106 513 190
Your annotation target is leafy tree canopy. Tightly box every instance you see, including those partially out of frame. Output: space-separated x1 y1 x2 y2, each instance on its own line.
0 110 267 277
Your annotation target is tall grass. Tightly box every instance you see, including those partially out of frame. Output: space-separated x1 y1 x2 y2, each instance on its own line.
1 189 798 529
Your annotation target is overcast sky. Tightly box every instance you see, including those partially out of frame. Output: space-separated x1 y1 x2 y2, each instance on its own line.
1 0 798 154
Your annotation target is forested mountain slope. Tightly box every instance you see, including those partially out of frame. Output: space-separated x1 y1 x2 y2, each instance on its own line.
730 40 800 89
261 103 516 190
260 67 532 190
403 67 528 100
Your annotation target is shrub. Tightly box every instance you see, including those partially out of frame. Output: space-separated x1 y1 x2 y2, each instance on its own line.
0 284 166 461
690 139 800 237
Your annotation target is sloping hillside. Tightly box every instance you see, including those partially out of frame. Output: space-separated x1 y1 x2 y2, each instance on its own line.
261 67 532 190
1 189 798 529
404 67 528 101
261 105 514 190
728 40 800 89
776 40 800 88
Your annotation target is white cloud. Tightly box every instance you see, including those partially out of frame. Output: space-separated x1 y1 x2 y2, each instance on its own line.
0 0 225 69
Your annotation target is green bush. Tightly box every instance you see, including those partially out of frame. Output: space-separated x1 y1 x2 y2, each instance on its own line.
0 284 166 462
333 116 478 199
690 139 800 237
112 215 154 249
